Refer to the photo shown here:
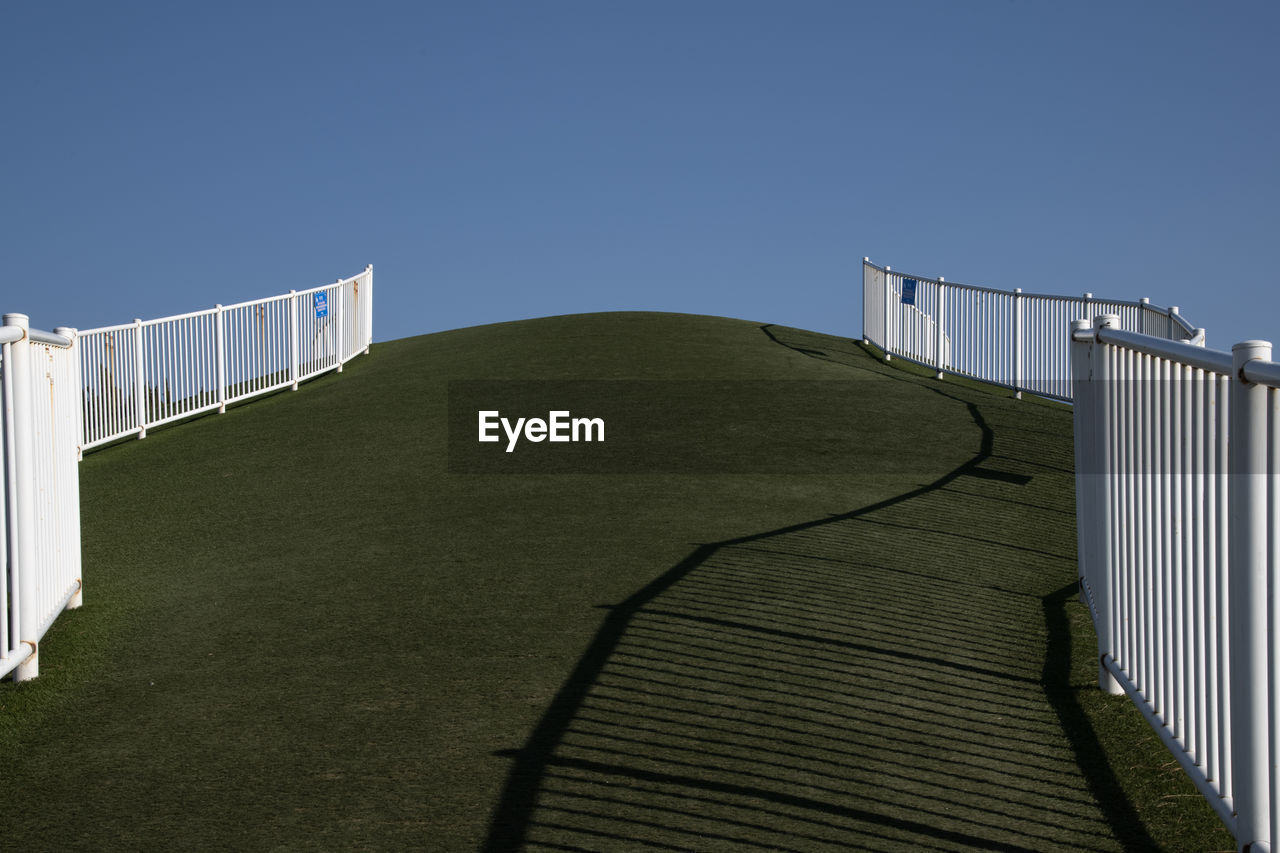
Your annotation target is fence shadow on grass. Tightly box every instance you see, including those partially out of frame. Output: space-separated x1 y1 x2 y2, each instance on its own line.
483 326 1153 852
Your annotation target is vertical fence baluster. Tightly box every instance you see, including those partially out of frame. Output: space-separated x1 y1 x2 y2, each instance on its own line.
1194 365 1212 781
1180 362 1193 752
1146 345 1157 691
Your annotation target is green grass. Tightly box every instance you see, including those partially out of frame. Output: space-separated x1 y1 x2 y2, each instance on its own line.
0 312 1233 851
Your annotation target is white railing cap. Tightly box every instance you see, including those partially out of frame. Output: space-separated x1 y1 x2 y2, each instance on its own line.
1242 357 1280 388
1098 326 1232 375
29 328 74 347
3 314 73 347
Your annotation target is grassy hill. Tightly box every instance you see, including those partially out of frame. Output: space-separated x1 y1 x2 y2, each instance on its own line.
0 312 1231 850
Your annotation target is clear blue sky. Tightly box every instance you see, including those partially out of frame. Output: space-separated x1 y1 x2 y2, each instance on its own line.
4 1 1276 351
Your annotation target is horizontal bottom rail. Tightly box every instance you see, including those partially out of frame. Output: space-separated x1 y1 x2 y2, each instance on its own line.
145 400 224 433
1103 655 1237 836
225 377 296 408
0 578 82 681
34 578 84 642
0 644 36 681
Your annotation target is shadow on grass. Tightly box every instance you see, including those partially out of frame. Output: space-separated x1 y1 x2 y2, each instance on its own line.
1041 582 1154 851
483 326 1153 851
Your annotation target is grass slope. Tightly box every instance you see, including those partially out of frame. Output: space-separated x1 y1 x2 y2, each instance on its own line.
0 312 1231 851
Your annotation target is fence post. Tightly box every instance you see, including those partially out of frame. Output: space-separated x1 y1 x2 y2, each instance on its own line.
935 278 946 379
862 258 871 346
1169 305 1180 341
352 278 361 357
364 264 373 354
1086 315 1124 694
883 266 893 362
1139 297 1151 335
289 291 300 390
4 314 39 681
1230 338 1273 853
1071 317 1093 611
1013 288 1023 398
335 279 345 372
57 326 85 462
133 319 146 438
215 305 227 413
53 326 84 611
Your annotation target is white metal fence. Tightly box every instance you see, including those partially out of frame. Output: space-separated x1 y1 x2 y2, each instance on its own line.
3 266 372 681
1 317 83 681
865 257 1280 849
79 266 373 452
1072 316 1280 851
862 259 1203 401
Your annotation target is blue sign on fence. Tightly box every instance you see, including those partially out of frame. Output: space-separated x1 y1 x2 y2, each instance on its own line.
314 292 328 318
901 279 917 306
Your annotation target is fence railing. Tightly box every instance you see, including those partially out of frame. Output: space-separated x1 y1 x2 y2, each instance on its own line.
866 257 1280 849
1 317 83 681
3 266 372 682
79 265 372 453
862 259 1204 401
1072 316 1280 851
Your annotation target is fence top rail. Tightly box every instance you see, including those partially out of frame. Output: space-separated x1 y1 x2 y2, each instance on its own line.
1096 326 1233 375
1 315 73 347
78 320 137 336
863 258 1199 337
78 266 371 338
288 279 367 302
138 306 219 326
220 291 294 313
866 258 1091 300
1242 356 1280 389
289 265 372 298
30 329 74 347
